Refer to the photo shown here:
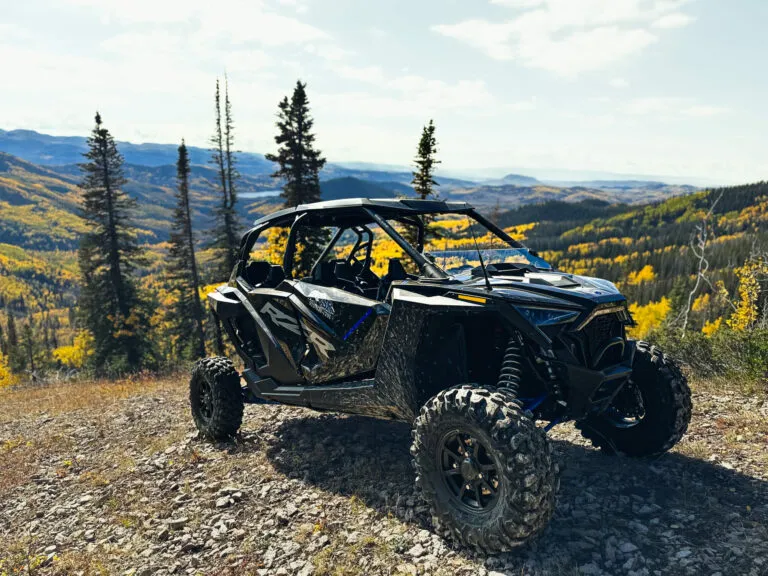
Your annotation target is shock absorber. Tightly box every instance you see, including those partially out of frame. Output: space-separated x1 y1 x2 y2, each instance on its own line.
497 332 524 398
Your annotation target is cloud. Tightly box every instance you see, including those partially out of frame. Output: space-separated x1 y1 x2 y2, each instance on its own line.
622 97 686 115
490 0 545 7
508 98 537 111
62 0 328 45
653 12 694 28
621 97 728 117
276 0 310 14
432 20 517 61
433 0 696 76
305 43 351 62
682 105 728 117
610 77 630 88
333 64 388 84
323 63 496 117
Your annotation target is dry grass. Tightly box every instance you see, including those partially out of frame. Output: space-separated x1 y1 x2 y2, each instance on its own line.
0 373 186 424
312 534 393 576
689 374 768 398
0 433 75 493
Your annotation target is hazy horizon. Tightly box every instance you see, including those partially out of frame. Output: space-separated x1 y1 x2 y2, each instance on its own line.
0 125 732 187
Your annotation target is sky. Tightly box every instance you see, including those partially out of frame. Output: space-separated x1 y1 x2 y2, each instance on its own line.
2 0 767 184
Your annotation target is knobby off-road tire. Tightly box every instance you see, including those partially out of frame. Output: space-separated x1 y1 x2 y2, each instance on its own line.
411 385 559 553
577 341 692 457
189 357 244 440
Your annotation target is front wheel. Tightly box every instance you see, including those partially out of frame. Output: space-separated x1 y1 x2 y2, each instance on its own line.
411 385 559 553
577 341 692 456
190 357 244 440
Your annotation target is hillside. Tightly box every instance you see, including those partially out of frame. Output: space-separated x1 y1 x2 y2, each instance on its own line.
501 183 768 310
449 182 696 207
0 375 765 575
0 153 281 249
319 177 412 200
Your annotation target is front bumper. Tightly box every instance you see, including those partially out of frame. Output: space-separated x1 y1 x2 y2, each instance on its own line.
549 339 636 419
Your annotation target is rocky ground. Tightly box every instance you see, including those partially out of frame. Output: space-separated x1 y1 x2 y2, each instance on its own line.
0 376 766 576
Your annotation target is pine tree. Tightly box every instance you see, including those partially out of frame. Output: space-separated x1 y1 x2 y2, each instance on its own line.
210 78 240 280
167 140 206 360
6 313 17 349
412 119 440 200
5 313 21 373
21 321 36 377
78 112 154 374
266 80 327 276
224 75 239 234
408 119 441 248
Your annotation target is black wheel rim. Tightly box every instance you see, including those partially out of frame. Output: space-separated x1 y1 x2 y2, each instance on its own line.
604 379 645 429
439 431 500 512
198 377 213 422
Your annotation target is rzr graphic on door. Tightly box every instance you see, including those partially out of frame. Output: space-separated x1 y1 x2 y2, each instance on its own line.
290 281 390 384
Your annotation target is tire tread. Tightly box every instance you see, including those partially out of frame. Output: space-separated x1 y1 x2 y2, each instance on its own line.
189 356 244 440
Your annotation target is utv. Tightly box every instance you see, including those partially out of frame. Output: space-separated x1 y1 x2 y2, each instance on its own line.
190 198 692 553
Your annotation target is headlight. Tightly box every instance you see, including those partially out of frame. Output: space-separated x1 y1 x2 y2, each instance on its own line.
517 306 579 326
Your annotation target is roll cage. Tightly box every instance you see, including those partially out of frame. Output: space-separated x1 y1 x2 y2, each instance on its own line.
237 199 526 284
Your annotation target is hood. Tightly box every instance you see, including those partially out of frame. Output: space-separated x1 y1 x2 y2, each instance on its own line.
452 270 627 308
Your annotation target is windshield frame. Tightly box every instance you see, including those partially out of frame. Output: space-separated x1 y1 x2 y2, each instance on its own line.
424 210 549 276
365 207 540 280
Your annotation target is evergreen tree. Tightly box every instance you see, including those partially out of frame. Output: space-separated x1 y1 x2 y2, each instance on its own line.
210 78 240 279
6 313 17 349
5 313 21 373
21 321 36 377
412 119 440 200
167 140 206 360
266 80 327 276
77 112 154 374
224 75 239 232
407 119 441 248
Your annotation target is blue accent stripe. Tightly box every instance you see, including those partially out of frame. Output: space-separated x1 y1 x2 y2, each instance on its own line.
522 395 547 412
343 308 374 341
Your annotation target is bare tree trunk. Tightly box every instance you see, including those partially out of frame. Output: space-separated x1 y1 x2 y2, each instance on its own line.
680 190 725 336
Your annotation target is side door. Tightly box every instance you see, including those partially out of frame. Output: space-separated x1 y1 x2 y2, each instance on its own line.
239 285 307 385
289 280 390 384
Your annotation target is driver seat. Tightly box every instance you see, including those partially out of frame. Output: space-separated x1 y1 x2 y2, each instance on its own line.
377 258 407 301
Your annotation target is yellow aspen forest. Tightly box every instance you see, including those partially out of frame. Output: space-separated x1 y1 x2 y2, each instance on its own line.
0 155 767 387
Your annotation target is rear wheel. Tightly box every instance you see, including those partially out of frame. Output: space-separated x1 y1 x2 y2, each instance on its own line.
411 385 558 553
190 357 244 440
577 341 691 456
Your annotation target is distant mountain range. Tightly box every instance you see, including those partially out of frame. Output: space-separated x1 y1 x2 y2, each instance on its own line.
1 128 703 192
0 128 703 249
0 128 275 175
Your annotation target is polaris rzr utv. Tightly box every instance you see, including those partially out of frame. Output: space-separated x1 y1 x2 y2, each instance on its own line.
190 198 692 553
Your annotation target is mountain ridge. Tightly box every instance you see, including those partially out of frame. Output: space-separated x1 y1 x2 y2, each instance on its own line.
1 128 704 191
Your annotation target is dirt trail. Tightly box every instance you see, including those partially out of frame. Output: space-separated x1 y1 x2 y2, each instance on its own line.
0 380 766 575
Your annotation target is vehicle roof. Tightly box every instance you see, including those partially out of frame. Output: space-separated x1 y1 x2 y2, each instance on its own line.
251 198 474 228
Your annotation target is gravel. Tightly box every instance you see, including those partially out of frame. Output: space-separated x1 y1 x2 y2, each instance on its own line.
0 383 766 575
